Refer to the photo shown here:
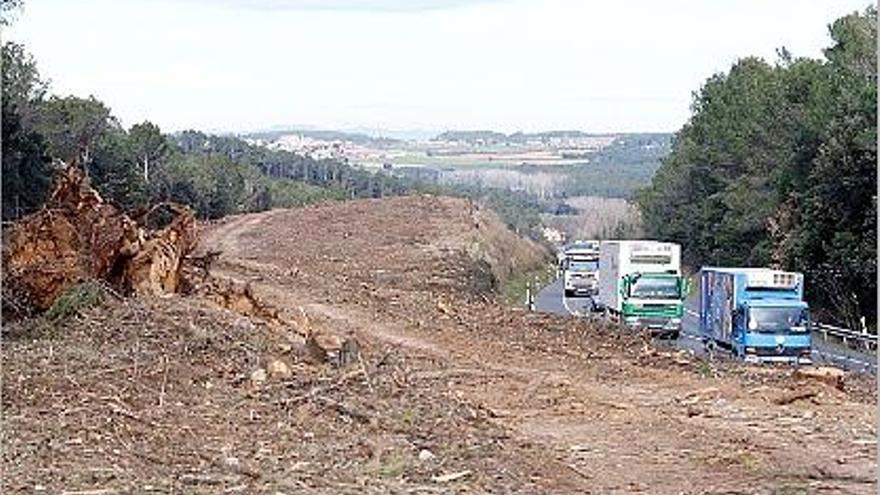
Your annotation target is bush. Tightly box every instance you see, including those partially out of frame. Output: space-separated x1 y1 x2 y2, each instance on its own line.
44 281 104 321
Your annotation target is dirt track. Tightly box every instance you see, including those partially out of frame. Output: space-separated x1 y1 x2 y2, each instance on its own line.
4 195 877 494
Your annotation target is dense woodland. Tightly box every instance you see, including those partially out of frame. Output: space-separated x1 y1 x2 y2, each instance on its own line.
638 8 877 330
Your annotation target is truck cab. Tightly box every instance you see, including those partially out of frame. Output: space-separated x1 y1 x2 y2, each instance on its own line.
700 268 811 364
597 241 686 338
561 241 600 297
563 254 600 297
618 270 687 338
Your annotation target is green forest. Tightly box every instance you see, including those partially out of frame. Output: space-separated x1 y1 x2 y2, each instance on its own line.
553 133 671 198
637 8 877 330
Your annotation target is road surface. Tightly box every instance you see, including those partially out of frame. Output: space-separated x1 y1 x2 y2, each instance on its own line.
534 276 876 373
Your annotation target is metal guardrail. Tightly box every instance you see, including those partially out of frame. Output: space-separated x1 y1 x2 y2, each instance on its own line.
813 323 878 352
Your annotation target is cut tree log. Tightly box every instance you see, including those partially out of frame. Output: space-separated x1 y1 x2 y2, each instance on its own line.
306 330 359 367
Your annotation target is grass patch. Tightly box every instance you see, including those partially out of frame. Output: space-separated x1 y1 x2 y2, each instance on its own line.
399 408 417 427
378 452 408 479
501 263 556 307
44 281 105 322
696 360 716 379
362 449 410 480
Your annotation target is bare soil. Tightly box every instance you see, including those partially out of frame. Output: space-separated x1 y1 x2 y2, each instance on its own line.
3 195 876 494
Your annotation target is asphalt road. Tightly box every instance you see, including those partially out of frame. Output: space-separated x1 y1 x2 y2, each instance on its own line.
534 276 876 374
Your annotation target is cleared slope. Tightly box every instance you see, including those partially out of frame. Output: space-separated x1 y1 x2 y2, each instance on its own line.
3 195 876 494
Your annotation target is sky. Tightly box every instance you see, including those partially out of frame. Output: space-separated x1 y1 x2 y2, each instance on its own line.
5 0 871 135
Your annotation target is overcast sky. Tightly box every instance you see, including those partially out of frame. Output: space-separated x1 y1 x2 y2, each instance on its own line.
6 0 870 134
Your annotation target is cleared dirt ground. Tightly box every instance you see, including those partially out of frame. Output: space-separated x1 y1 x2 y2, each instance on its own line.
3 195 877 494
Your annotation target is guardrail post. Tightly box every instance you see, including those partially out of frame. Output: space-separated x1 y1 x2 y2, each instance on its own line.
808 322 875 353
528 278 536 312
525 281 532 311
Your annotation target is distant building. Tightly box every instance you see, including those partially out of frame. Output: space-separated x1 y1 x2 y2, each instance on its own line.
542 227 565 244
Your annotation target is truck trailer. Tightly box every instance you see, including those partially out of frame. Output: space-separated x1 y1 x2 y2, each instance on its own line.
597 240 686 338
562 241 600 297
699 267 811 364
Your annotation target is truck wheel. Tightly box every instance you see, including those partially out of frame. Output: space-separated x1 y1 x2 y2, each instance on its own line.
564 289 574 298
668 330 680 340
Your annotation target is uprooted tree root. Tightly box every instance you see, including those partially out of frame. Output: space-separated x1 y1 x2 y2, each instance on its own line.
2 165 197 318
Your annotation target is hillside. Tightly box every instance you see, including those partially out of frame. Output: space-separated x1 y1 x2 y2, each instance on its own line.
3 196 876 494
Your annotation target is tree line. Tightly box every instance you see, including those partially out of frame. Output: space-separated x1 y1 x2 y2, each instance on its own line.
1 34 552 243
1 41 419 222
637 8 877 330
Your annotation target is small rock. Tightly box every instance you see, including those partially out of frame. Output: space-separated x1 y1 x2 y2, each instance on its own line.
224 456 240 467
268 359 291 379
418 449 436 462
250 368 267 385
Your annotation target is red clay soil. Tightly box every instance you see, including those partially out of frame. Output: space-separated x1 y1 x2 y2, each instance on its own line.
3 195 876 494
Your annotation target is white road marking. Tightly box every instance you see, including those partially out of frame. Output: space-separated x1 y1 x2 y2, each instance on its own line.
685 308 699 318
561 294 583 317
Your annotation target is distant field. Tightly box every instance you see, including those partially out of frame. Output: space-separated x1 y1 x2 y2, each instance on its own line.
360 133 670 200
357 150 590 169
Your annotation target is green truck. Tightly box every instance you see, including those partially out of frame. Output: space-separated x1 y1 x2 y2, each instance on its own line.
596 240 688 339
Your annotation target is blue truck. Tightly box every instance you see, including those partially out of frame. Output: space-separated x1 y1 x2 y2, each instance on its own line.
699 267 812 364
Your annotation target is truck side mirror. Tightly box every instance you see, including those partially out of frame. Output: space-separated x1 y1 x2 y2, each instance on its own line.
619 277 628 297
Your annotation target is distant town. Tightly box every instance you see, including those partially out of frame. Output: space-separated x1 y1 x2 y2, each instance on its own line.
242 129 639 169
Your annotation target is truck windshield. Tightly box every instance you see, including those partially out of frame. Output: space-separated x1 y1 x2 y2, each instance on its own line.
748 307 809 332
568 259 598 272
629 276 680 299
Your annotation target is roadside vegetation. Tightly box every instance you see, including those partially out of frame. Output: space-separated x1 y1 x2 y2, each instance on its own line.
637 7 877 330
501 262 557 307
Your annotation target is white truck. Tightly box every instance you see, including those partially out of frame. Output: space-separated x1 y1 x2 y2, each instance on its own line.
562 241 600 297
596 240 687 338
